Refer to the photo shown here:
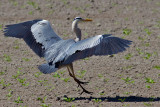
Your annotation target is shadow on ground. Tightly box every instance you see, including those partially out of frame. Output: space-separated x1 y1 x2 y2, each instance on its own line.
62 96 160 102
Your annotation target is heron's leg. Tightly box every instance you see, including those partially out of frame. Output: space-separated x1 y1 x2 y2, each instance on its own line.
67 63 88 84
67 64 92 94
67 65 74 77
68 63 75 76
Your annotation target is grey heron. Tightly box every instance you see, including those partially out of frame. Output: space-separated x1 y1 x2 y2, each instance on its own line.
3 17 132 94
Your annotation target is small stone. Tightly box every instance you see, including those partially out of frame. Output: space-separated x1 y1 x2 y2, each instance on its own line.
67 17 70 20
90 0 94 2
56 97 61 101
96 23 101 27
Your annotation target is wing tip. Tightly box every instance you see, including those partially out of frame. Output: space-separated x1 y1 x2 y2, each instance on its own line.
102 34 112 37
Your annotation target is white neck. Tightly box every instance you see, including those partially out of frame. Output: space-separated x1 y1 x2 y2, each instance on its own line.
72 20 81 42
72 20 78 31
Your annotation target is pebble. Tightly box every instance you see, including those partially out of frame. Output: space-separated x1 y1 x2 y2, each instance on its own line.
56 97 61 101
96 23 101 27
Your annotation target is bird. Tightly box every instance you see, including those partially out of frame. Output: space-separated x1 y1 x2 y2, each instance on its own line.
3 17 132 94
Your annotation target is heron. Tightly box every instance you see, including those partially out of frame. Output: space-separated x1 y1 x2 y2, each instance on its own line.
3 17 132 94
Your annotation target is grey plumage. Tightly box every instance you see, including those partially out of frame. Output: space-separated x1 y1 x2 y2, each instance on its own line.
4 19 62 57
4 19 44 57
3 18 132 81
38 63 58 74
63 34 132 65
31 20 62 49
3 18 132 94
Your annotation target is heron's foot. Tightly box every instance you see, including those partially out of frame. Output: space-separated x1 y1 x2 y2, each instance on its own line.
69 72 89 85
76 79 89 88
80 88 93 95
74 78 93 95
75 79 89 85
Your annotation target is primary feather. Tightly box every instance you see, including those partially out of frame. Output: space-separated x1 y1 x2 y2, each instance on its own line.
4 19 62 57
63 34 132 65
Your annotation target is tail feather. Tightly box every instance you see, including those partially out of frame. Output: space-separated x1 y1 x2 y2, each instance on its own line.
38 63 58 74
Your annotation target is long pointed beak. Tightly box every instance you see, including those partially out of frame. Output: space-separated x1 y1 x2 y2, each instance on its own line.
83 18 92 21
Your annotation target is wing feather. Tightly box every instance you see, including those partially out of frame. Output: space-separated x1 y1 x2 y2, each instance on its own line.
3 19 62 57
63 34 132 65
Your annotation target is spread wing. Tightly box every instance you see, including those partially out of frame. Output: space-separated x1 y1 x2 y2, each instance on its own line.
3 19 62 57
63 34 132 64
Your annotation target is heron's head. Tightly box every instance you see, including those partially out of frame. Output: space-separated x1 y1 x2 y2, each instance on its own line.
72 17 92 42
73 17 92 23
72 17 92 31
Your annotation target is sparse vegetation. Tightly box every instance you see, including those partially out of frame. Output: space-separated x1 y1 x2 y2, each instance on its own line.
76 70 86 78
28 11 33 15
13 45 19 49
0 24 2 30
123 28 132 35
153 65 160 70
121 77 135 84
53 72 61 78
92 98 102 103
136 48 144 55
144 28 152 36
6 89 13 99
14 96 23 103
122 65 133 70
41 104 51 107
34 72 42 78
37 96 47 103
61 77 70 82
63 97 75 102
22 57 31 62
143 53 151 59
124 53 132 60
0 71 5 75
99 92 105 95
118 98 126 102
27 1 39 9
145 85 151 89
145 77 156 84
17 78 29 86
98 74 103 78
3 54 12 62
47 85 55 91
0 79 11 88
12 68 23 79
143 102 152 106
124 92 132 95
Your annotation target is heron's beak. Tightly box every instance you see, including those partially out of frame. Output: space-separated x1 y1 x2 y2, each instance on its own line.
83 18 92 22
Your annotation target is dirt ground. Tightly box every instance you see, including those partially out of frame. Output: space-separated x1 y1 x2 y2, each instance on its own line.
0 0 160 106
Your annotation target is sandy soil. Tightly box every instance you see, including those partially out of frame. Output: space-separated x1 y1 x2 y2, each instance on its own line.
0 0 160 106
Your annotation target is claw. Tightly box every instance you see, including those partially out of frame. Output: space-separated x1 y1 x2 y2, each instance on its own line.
80 89 93 95
79 81 89 84
75 79 93 95
75 78 88 88
74 77 92 94
75 78 89 85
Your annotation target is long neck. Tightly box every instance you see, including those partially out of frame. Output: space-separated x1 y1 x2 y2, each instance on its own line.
72 20 81 42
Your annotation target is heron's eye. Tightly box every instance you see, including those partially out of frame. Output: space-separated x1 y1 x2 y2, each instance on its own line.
73 17 82 21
